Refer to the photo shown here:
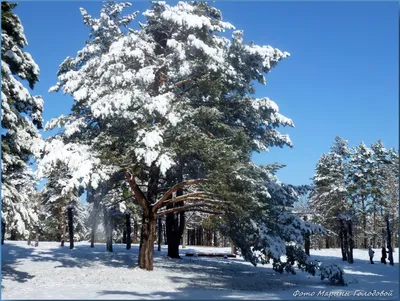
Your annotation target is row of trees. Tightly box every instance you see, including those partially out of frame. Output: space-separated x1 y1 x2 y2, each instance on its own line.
309 137 398 264
2 1 348 285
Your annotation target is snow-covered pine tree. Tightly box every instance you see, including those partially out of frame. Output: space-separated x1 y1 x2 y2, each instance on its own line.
310 137 350 247
43 1 294 270
379 147 399 261
38 137 88 244
369 140 391 248
1 2 44 239
346 141 375 249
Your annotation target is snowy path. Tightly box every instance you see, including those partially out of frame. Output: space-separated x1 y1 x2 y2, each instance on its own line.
1 241 398 300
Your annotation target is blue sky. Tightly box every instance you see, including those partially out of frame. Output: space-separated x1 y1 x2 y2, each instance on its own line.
15 1 398 186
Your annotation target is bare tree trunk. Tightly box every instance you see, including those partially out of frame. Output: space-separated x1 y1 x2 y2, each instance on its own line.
386 216 394 266
373 204 377 248
347 219 354 264
325 236 330 248
343 222 349 261
138 210 156 270
182 223 187 249
90 199 99 248
339 219 347 261
108 209 114 252
59 205 65 247
362 195 367 249
1 220 5 245
213 230 218 247
68 206 74 249
27 229 31 246
157 217 162 251
103 207 113 252
166 189 184 258
133 220 139 244
303 215 310 256
34 232 39 247
126 212 131 250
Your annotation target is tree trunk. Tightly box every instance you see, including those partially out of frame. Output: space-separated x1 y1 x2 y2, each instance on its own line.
107 209 114 252
182 224 187 249
362 195 367 249
166 189 184 259
1 220 5 245
343 222 349 262
90 224 96 248
10 229 17 240
213 230 218 247
133 220 139 244
339 224 345 260
325 236 330 248
59 205 65 247
386 216 394 266
103 207 111 252
90 199 99 248
373 204 377 248
68 207 74 249
126 212 131 250
304 215 310 256
34 231 39 247
231 239 237 255
347 219 354 264
138 210 156 270
157 217 162 251
166 210 180 258
27 229 31 246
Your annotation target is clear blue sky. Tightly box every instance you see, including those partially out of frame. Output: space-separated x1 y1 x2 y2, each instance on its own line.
15 1 398 186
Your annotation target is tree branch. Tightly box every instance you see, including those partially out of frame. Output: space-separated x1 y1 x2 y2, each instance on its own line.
124 171 149 215
159 192 212 206
152 179 208 212
156 202 223 216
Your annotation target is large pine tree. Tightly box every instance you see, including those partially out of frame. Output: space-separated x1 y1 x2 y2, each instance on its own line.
1 2 44 239
40 1 298 270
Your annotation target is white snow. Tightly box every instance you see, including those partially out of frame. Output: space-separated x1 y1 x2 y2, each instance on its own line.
2 242 398 300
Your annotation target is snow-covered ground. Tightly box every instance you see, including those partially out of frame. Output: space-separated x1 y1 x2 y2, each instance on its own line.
1 241 398 300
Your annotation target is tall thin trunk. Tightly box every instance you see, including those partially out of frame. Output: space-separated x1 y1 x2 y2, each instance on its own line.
231 239 237 255
339 219 346 261
107 209 114 252
347 219 354 264
213 229 218 247
182 223 187 249
304 215 310 256
68 207 74 249
126 212 131 250
343 221 349 261
386 216 394 266
325 236 330 248
133 220 139 244
362 195 367 249
27 229 31 246
1 220 5 245
59 205 65 247
103 207 111 252
90 199 99 248
167 189 184 258
157 217 162 251
373 204 377 248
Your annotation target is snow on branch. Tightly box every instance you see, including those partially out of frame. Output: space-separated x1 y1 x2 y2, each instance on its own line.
152 179 208 211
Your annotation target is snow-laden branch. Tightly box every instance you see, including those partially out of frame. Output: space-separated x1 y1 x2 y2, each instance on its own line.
152 179 208 212
156 202 224 216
